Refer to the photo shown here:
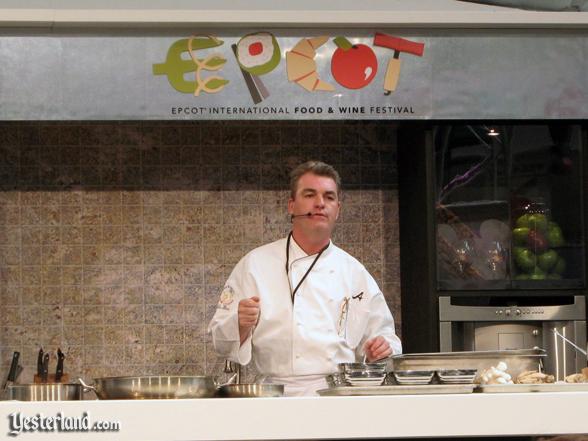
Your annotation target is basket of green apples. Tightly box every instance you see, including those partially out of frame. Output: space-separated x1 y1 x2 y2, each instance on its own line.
512 213 566 281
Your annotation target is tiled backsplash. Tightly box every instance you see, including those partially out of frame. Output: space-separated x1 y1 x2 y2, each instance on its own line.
0 121 400 383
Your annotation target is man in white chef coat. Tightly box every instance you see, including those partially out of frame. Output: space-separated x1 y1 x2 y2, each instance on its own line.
209 161 402 396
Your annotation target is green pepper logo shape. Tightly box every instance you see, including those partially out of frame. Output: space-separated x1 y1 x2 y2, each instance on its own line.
153 35 229 95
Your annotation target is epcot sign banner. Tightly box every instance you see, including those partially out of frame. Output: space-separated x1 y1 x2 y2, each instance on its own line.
151 31 426 118
0 29 586 120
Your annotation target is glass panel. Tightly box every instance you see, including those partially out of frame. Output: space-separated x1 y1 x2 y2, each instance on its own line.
434 124 585 290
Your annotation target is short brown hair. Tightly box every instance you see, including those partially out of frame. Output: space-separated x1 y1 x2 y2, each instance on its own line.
289 161 342 199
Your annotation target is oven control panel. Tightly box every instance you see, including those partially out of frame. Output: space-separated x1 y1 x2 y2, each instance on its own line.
439 296 586 322
494 308 545 318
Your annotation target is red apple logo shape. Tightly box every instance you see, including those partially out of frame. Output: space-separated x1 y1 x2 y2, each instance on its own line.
331 36 378 90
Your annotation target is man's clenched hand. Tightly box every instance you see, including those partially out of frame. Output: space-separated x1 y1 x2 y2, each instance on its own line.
238 296 260 345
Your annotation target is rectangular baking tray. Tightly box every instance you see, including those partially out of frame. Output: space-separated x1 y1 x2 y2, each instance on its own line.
317 384 475 396
388 349 546 378
476 383 588 393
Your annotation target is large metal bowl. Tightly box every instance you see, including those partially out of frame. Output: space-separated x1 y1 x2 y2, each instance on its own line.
6 384 86 401
216 383 284 398
81 376 217 400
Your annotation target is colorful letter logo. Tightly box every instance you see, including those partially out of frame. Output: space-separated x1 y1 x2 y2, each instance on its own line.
153 35 229 96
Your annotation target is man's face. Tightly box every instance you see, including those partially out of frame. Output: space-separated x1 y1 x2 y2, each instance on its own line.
288 172 340 236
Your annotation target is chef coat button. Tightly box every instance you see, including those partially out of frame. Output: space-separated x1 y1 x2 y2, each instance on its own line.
296 354 301 359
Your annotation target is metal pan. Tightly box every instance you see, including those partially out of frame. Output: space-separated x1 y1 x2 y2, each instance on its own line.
6 383 86 401
216 383 284 398
80 376 217 400
388 349 546 378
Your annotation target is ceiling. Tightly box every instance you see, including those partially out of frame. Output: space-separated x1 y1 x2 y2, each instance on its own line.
1 0 587 28
460 0 588 11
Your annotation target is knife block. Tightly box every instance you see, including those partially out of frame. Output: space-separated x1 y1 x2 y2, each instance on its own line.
33 374 70 384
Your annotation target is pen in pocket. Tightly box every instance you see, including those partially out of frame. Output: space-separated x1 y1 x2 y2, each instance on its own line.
337 297 350 338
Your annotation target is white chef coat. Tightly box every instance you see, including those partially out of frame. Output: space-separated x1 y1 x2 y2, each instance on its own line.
208 235 402 396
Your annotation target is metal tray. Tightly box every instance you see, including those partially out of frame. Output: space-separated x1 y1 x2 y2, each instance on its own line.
388 349 545 378
317 384 475 396
476 383 588 393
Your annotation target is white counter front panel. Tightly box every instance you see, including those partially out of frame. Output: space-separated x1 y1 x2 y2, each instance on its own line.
1 392 587 440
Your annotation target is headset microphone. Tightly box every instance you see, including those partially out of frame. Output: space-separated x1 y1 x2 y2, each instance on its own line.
290 212 313 222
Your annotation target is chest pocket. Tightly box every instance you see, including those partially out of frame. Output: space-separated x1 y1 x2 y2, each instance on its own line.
343 301 370 349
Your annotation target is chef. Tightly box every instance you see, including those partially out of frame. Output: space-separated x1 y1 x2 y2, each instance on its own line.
208 161 402 396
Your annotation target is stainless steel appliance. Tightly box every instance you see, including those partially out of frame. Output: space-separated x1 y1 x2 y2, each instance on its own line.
439 295 587 380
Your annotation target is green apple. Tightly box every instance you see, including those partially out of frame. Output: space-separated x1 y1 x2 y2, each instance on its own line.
514 274 530 280
529 266 546 280
553 256 566 275
512 227 530 245
537 249 558 272
516 214 531 229
527 213 548 232
514 247 536 271
546 223 565 247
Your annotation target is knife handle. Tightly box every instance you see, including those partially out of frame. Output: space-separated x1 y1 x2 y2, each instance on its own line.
2 351 20 389
37 349 44 375
41 353 50 382
7 352 20 382
55 349 65 382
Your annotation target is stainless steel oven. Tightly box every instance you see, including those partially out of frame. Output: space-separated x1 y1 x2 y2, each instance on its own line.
439 295 587 380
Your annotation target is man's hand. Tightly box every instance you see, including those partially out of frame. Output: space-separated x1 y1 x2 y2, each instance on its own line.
238 296 260 345
364 336 392 362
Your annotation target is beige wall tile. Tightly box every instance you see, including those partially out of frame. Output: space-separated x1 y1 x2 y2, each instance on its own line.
21 267 40 286
104 306 125 325
63 328 84 346
63 306 84 325
21 246 41 265
62 245 82 265
83 306 103 325
61 226 82 244
82 225 101 244
1 246 20 265
63 286 82 304
123 305 144 325
1 286 20 306
62 266 83 286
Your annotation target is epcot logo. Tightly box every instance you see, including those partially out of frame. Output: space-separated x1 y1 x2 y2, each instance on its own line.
153 31 425 104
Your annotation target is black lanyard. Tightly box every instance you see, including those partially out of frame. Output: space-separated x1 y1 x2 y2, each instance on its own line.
285 232 329 304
